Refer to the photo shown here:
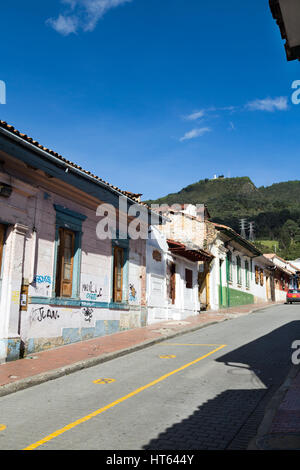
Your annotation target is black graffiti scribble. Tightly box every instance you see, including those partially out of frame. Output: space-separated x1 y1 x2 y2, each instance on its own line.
31 307 60 322
82 307 93 323
82 282 103 298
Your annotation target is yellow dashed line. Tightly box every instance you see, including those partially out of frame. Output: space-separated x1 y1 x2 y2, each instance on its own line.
23 344 226 451
0 425 6 432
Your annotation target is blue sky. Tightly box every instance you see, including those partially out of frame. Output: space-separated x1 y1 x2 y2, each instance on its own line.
1 0 300 200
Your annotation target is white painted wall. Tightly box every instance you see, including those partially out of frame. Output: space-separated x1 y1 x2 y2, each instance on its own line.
146 226 200 324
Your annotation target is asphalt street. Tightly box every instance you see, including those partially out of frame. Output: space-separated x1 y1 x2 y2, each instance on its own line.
0 304 299 450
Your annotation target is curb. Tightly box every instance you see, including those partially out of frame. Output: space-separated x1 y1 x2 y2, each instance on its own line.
0 301 282 399
0 319 223 398
248 364 300 450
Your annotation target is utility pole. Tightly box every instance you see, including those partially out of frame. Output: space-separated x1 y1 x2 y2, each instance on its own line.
239 219 248 239
249 221 255 241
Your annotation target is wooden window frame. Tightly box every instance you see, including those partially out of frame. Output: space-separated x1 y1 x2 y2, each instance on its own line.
168 262 176 305
55 228 75 298
113 246 124 303
255 266 259 284
260 269 264 287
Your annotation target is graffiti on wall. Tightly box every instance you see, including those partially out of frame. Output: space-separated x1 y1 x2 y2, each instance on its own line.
30 306 60 322
129 284 137 301
34 275 52 284
32 275 52 298
11 291 20 305
81 281 103 301
82 307 93 323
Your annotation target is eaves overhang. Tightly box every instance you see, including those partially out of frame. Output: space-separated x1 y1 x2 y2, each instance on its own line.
270 0 300 61
213 224 262 258
167 239 214 263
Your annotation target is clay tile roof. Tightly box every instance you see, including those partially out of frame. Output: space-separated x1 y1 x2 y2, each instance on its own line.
263 254 275 259
167 239 214 261
0 119 145 205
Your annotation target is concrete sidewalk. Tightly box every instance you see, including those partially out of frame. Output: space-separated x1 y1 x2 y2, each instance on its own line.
0 301 281 398
251 364 300 450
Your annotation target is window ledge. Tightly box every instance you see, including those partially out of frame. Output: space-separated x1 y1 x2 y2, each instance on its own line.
29 297 129 310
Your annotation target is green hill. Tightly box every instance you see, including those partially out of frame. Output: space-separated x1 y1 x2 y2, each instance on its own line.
146 177 300 260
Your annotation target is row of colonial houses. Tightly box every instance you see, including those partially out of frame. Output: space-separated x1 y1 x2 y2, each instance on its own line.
0 120 298 362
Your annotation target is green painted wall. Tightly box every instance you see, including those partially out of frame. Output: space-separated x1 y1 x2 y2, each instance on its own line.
219 286 254 308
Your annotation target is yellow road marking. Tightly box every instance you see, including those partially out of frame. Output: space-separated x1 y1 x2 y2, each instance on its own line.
23 344 226 451
159 355 176 359
93 378 115 384
0 424 6 431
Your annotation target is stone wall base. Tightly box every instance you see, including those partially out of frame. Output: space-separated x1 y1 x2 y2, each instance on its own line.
0 337 21 363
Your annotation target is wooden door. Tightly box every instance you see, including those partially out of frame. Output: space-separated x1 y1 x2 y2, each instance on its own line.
170 263 176 305
198 262 210 310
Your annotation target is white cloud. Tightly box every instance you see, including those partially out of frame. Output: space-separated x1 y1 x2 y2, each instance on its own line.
180 127 211 142
183 105 238 122
246 96 288 112
47 0 133 35
47 14 78 35
184 110 206 121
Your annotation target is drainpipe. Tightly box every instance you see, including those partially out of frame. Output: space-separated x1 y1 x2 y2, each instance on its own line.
29 228 37 284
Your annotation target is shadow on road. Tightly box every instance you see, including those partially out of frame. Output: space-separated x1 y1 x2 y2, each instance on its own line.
143 320 300 450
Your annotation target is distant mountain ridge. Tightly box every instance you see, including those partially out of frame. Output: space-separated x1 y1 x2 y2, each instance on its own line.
145 177 300 259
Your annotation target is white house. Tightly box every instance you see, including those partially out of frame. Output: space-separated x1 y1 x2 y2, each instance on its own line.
206 222 276 309
146 207 213 323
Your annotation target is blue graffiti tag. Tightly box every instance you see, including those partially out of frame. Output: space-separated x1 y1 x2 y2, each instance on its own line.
34 275 52 284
